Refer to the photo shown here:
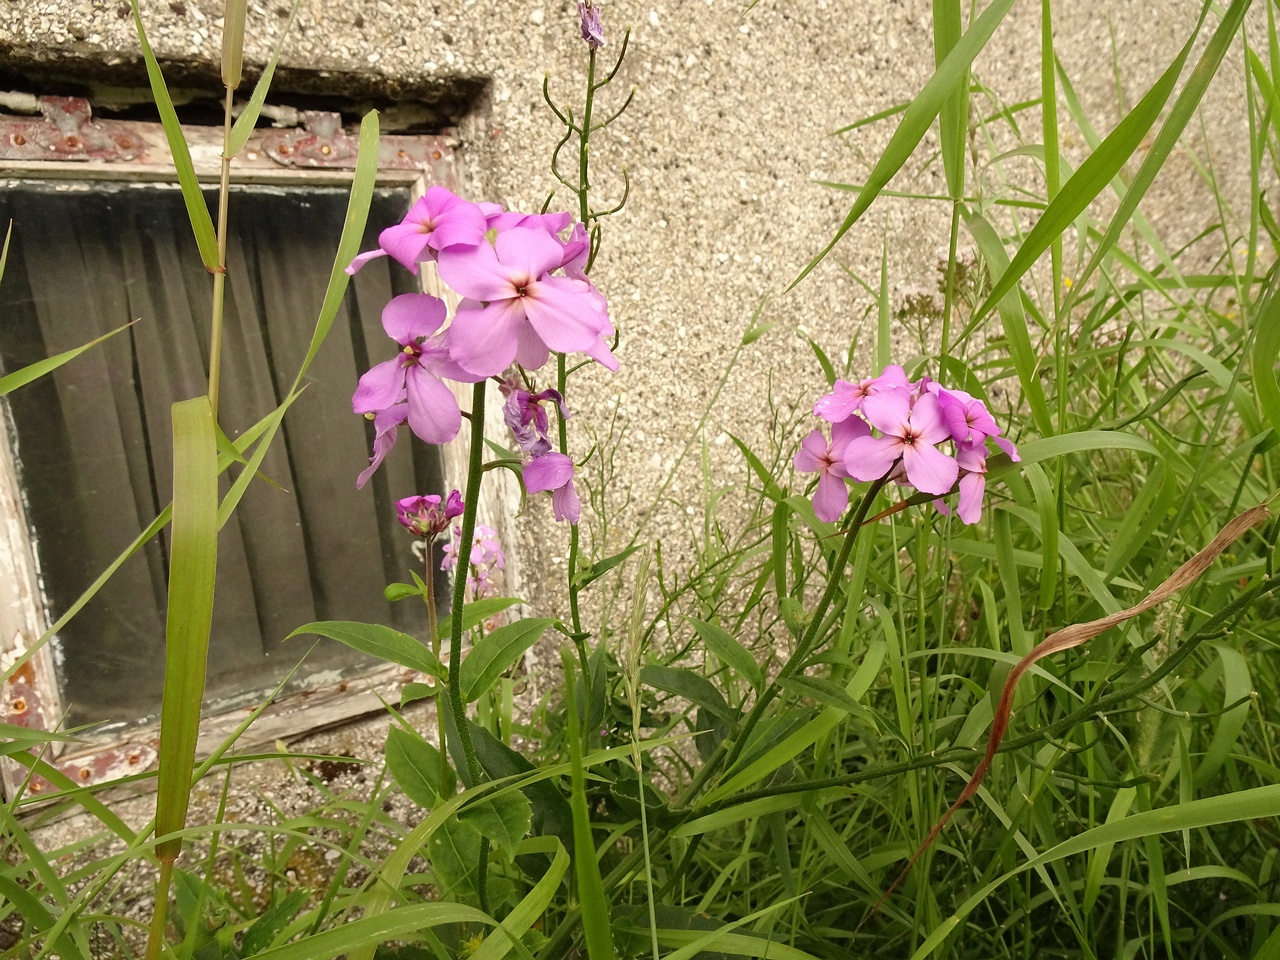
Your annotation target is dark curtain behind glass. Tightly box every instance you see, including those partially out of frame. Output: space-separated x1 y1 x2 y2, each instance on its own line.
0 181 445 726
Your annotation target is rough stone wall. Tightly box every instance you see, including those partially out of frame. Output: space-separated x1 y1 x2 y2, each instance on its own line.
0 0 1259 669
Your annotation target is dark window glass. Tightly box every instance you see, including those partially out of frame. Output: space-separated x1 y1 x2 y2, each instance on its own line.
0 182 443 726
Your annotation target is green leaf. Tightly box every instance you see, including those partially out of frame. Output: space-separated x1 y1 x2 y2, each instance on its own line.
640 665 735 722
0 875 88 960
248 903 491 960
573 544 644 590
1194 643 1253 786
386 725 456 806
128 0 218 270
287 621 444 677
1252 271 1280 437
469 837 568 960
1071 0 1251 300
288 110 380 394
687 617 763 692
964 213 1053 435
969 6 1208 323
909 783 1280 960
728 433 785 502
429 813 486 898
0 723 83 745
565 655 616 960
241 890 309 956
988 431 1159 477
458 791 533 859
460 618 552 702
792 0 1017 286
155 397 219 864
0 321 138 398
226 0 301 155
468 722 575 852
437 597 523 639
384 582 424 602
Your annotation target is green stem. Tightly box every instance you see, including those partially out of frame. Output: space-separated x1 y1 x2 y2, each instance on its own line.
449 383 486 785
209 86 234 420
143 859 174 960
712 476 888 787
424 549 448 794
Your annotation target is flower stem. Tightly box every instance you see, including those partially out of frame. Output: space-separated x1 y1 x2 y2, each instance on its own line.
424 549 448 793
449 384 486 784
711 476 888 788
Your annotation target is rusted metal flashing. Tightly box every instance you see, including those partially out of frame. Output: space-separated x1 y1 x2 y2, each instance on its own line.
0 95 459 184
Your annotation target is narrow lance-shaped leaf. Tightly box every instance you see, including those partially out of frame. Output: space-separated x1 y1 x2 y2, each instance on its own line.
155 397 220 864
968 2 1209 324
129 0 218 269
0 320 138 398
790 0 1017 287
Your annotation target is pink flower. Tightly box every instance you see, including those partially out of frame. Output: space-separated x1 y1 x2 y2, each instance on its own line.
397 491 465 538
814 365 910 423
794 417 868 522
501 382 570 454
843 390 959 495
437 225 617 376
353 293 481 451
346 186 490 276
442 524 506 599
523 451 581 524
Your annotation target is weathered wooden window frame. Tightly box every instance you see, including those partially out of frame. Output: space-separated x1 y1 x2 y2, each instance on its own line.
0 96 522 800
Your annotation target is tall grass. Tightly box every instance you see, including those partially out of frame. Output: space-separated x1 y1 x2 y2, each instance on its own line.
2 1 1280 959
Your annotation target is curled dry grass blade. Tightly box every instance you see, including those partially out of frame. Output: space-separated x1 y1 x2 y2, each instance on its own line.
871 501 1273 917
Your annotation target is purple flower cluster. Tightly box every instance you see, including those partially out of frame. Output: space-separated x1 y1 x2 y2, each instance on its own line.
396 490 464 539
441 523 506 600
349 186 616 489
796 365 1019 525
500 378 581 523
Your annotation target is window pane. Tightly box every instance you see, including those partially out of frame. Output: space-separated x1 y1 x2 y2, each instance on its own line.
0 182 442 726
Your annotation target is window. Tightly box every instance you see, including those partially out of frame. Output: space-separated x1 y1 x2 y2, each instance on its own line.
0 95 518 797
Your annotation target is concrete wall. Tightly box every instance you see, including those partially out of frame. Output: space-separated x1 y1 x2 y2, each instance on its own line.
0 0 1256 651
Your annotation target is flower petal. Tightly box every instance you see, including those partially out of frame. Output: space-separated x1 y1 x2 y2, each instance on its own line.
522 275 611 354
860 389 911 437
902 440 959 495
352 359 405 414
523 452 574 494
812 471 850 522
794 430 829 474
843 435 902 481
448 300 525 377
492 225 567 279
437 241 520 302
382 292 447 345
377 222 432 272
552 479 581 523
956 471 985 524
346 248 388 276
405 369 463 444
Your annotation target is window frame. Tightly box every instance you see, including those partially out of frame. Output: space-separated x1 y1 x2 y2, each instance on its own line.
0 97 523 801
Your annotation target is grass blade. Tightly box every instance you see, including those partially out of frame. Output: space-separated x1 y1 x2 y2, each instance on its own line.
154 397 219 865
969 5 1208 323
565 653 615 960
0 321 138 397
791 0 1017 287
128 0 218 270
